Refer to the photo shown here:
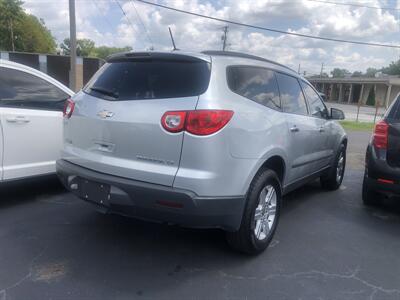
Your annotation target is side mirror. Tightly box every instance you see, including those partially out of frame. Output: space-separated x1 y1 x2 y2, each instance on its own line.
330 108 345 120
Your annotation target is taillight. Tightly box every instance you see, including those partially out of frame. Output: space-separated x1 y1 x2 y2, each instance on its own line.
161 111 187 133
161 110 234 135
186 110 234 136
373 120 389 149
63 99 75 118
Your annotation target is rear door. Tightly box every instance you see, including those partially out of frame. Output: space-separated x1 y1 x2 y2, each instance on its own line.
64 54 211 186
0 66 69 180
275 72 318 183
387 96 400 167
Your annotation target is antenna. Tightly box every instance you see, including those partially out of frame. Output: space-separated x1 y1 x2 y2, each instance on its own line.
168 27 178 51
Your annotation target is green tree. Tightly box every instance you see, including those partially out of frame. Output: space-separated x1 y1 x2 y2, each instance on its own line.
0 0 56 53
382 61 400 76
60 39 132 59
91 46 132 59
0 0 24 51
366 88 375 106
60 38 95 57
365 67 378 78
351 71 363 77
59 38 71 55
331 68 350 78
15 15 56 53
320 72 329 78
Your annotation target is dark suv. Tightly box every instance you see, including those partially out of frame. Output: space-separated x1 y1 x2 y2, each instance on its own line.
363 95 400 205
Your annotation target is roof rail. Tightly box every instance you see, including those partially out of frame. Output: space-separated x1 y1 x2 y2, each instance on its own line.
201 50 296 73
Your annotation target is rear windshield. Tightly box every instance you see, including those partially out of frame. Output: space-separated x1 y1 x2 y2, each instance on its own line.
83 60 211 101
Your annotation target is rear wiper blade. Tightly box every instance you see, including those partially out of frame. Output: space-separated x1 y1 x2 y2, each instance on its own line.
90 86 119 99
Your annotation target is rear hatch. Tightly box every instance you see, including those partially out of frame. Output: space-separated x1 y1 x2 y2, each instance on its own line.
387 123 400 167
64 52 211 186
387 100 400 167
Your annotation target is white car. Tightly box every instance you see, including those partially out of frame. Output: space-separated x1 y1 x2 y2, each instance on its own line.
0 59 74 181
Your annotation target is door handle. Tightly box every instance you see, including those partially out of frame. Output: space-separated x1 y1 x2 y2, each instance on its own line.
318 126 325 133
6 116 30 123
290 126 300 133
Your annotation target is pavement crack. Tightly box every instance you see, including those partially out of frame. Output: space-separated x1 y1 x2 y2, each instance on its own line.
0 247 46 299
186 267 400 299
261 268 400 298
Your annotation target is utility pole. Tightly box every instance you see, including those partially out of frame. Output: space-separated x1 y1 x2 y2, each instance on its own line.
298 63 301 75
69 0 77 91
320 62 324 78
9 20 15 51
222 26 228 51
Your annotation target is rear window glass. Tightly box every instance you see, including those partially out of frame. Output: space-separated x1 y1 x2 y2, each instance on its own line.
84 60 211 101
227 66 281 110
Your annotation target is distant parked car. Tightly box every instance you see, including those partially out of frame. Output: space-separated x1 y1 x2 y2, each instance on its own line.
57 51 347 254
363 94 400 205
0 59 73 181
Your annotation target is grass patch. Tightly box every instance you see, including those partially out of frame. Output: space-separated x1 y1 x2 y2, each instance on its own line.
339 120 375 131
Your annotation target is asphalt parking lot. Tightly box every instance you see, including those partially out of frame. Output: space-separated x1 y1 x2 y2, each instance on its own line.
1 130 400 300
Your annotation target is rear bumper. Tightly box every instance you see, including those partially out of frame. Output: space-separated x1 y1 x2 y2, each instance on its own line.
56 159 245 231
365 177 400 196
365 145 400 196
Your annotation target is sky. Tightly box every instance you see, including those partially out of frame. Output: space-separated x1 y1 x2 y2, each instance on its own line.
22 0 400 75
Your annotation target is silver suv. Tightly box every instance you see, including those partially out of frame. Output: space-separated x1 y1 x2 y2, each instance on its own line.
57 51 347 254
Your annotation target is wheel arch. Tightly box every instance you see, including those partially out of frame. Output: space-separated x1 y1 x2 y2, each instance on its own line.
341 137 348 149
244 153 288 197
260 156 286 186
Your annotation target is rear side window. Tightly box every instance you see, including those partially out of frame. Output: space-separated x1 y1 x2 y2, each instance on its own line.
0 67 69 111
227 66 280 110
276 73 308 116
387 96 400 121
84 60 211 101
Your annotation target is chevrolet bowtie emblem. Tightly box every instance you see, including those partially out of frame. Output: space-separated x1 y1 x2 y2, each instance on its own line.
97 110 114 119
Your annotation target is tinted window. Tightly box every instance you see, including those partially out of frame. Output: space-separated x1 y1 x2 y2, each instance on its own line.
300 81 328 118
84 60 211 101
387 96 400 121
276 73 308 115
227 66 280 110
0 67 69 111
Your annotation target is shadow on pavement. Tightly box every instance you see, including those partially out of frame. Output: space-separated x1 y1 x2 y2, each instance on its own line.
0 175 65 209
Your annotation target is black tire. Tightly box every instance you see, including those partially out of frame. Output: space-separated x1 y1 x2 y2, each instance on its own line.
362 174 380 206
320 143 346 190
226 169 281 255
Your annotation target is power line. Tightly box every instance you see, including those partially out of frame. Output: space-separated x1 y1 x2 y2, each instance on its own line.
130 0 154 49
306 0 400 11
114 0 143 48
91 0 117 45
135 0 400 49
92 0 115 30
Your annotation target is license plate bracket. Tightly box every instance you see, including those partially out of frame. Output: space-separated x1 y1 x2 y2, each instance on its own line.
79 178 110 205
